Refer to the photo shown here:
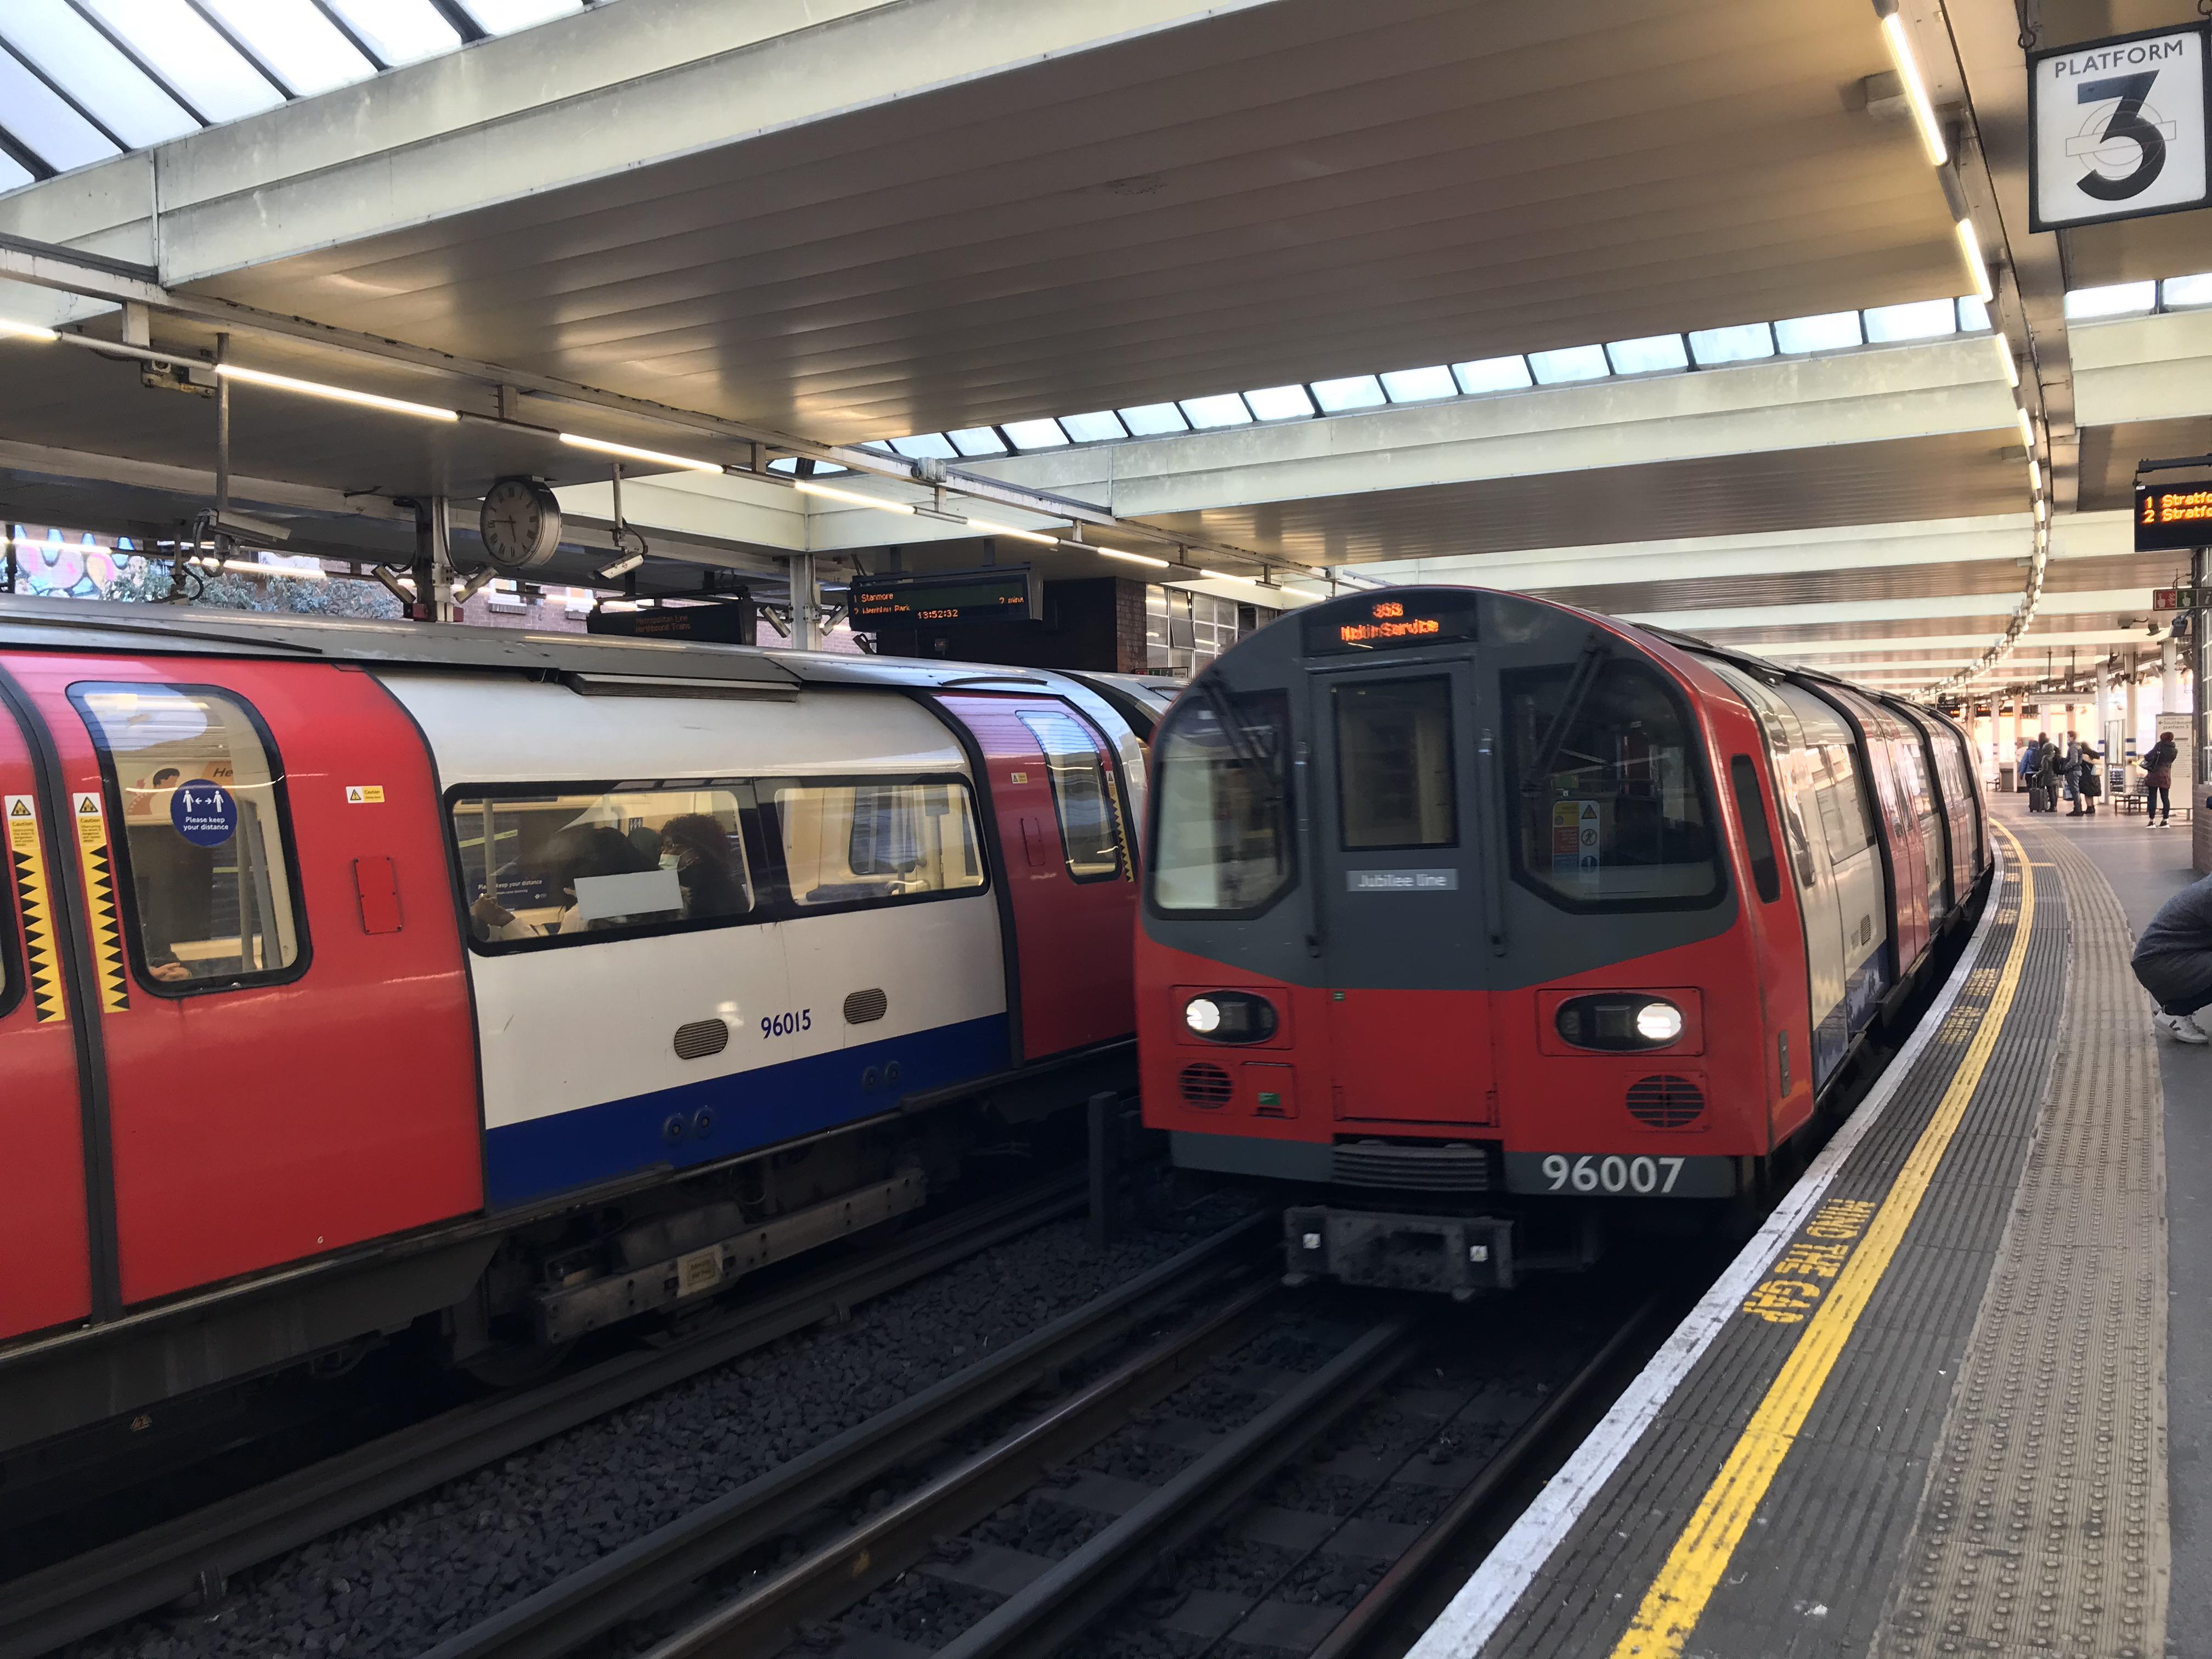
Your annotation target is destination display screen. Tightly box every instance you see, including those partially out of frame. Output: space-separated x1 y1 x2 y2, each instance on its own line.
1303 591 1480 654
849 568 1039 627
2135 482 2212 552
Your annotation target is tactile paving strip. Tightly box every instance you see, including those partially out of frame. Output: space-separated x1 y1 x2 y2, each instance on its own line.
1874 823 2171 1659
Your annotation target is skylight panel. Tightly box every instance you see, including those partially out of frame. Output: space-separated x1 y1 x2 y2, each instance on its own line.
1527 345 1611 385
1452 356 1532 393
1117 403 1189 436
3 0 198 147
1774 311 1862 353
1379 365 1458 403
2064 281 2156 319
0 48 120 172
1605 336 1689 375
81 0 286 122
0 153 32 191
461 0 585 33
1058 411 1127 443
887 433 957 460
1179 393 1253 429
2163 273 2212 308
1000 419 1070 450
200 0 377 95
327 0 461 66
1955 295 1991 331
1862 298 1956 342
1243 385 1315 420
1310 375 1386 412
1686 324 1774 365
946 427 1008 457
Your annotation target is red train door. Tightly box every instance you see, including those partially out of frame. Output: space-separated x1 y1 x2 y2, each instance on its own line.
0 695 95 1340
935 694 1136 1060
7 653 483 1306
1305 657 1497 1125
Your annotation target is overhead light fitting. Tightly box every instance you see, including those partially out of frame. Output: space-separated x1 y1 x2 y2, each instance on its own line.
2016 407 2035 447
1200 568 1266 588
218 363 459 423
792 479 916 515
963 516 1058 547
1994 331 2019 388
0 317 59 343
2035 496 2047 523
221 557 325 582
560 433 722 474
1087 545 1170 568
2028 455 2042 492
1880 5 1947 165
597 550 645 579
1955 217 1993 303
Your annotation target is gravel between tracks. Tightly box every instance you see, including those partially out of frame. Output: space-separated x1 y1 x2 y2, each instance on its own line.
63 1191 1254 1659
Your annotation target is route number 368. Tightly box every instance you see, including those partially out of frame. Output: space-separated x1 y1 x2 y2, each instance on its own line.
1539 1153 1685 1194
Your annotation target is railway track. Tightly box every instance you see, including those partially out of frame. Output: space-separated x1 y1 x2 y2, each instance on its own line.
0 1172 1109 1659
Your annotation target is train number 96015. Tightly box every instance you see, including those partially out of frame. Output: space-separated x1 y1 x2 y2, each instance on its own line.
761 1009 812 1037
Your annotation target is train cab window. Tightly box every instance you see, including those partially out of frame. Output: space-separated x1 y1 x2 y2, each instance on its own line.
1017 710 1126 881
1504 662 1719 909
72 684 304 992
1729 756 1782 904
1334 678 1456 850
452 785 751 949
1150 689 1292 915
773 778 984 907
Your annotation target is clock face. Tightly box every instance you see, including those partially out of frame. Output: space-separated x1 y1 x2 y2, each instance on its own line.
479 477 561 570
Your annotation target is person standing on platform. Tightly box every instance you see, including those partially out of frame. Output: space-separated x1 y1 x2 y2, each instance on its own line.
2142 731 2177 827
2134 872 2212 1042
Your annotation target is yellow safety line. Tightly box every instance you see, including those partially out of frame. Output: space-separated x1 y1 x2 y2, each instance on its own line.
1608 821 2033 1658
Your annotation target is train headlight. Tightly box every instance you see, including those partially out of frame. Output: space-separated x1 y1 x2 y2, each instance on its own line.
1181 991 1278 1043
1554 994 1689 1051
1634 1001 1684 1043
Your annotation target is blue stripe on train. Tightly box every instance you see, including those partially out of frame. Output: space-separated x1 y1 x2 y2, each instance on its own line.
1813 955 1891 1087
484 1014 1011 1209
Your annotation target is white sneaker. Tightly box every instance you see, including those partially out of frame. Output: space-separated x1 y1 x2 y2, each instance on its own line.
2155 1012 2210 1044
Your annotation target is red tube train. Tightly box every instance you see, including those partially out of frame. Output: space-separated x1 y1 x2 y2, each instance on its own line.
1136 586 1989 1296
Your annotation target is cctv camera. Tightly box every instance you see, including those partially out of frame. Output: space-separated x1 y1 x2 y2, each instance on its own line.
195 508 291 544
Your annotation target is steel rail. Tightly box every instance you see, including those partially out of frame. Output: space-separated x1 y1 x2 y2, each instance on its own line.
419 1213 1272 1659
0 1173 1090 1659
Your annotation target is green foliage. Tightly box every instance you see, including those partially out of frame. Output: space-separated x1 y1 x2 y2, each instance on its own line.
102 557 404 620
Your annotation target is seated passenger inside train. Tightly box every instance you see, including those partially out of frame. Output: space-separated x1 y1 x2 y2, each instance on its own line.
464 792 751 942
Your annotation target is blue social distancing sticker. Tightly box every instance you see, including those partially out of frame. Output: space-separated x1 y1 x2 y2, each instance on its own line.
171 781 237 848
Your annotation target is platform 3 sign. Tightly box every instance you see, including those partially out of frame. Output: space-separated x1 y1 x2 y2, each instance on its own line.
2030 25 2211 231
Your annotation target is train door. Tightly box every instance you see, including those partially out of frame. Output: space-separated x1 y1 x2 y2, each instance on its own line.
7 654 482 1306
935 694 1136 1060
1305 658 1494 1125
0 690 95 1339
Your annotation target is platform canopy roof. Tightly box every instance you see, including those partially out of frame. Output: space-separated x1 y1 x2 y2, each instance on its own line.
0 0 2206 693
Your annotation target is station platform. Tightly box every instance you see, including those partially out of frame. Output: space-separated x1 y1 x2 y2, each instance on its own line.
1410 796 2198 1659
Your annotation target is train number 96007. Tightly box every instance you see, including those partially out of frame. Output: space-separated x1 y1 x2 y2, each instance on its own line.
1502 1151 1736 1198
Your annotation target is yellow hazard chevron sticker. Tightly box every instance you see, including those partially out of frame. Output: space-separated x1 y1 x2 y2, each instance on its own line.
71 791 128 1013
4 794 64 1023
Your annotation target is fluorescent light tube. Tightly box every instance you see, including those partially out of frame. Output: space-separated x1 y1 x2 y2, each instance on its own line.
2017 407 2035 446
1993 331 2019 388
560 433 722 473
963 516 1058 546
1955 217 1993 303
793 480 915 515
1882 9 1947 165
221 558 326 581
218 363 459 422
0 318 59 343
1092 547 1170 568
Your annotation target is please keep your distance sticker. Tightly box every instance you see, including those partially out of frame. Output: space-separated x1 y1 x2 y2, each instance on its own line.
171 781 237 848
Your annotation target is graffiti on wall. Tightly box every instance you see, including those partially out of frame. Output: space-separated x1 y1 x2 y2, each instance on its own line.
5 528 132 597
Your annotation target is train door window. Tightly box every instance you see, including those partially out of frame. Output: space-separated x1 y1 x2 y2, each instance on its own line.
1503 662 1719 908
71 684 304 992
1729 756 1782 903
1017 710 1125 881
1812 746 1876 862
772 778 984 907
1334 678 1456 850
450 784 750 950
1150 690 1291 914
1703 660 1819 889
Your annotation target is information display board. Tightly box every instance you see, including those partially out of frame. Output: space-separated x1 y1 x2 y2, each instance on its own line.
1302 591 1480 654
2135 481 2212 552
586 596 755 642
849 568 1040 627
2030 25 2212 231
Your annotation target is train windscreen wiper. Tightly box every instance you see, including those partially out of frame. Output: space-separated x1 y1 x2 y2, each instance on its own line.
1197 674 1283 807
1522 636 1612 794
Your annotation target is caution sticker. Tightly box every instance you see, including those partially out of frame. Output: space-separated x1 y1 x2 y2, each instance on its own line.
345 784 385 804
71 791 129 1012
5 795 65 1022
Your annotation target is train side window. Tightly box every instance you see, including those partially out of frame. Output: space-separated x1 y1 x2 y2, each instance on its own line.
1504 662 1720 909
1814 744 1876 862
1729 756 1782 904
1334 677 1457 851
71 684 305 994
1017 710 1125 881
1149 689 1293 915
775 777 984 907
452 784 750 950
